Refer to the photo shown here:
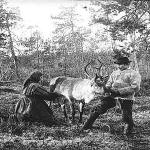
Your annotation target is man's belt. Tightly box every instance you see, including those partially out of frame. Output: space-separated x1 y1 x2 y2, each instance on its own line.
115 97 132 101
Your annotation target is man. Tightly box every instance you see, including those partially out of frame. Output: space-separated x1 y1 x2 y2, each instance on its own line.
15 70 66 126
82 56 141 135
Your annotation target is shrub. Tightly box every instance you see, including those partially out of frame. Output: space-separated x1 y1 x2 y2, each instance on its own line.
137 78 150 96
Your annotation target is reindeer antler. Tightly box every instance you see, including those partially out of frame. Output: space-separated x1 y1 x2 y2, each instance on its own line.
84 60 92 78
93 59 103 75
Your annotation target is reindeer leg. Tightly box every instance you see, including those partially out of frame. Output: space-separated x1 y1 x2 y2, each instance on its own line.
61 104 69 123
70 102 76 124
78 100 85 123
47 101 51 107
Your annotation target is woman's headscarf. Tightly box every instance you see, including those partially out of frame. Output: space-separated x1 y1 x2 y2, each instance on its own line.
23 70 42 89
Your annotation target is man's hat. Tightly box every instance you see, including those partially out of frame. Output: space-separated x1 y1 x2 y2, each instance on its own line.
114 57 131 65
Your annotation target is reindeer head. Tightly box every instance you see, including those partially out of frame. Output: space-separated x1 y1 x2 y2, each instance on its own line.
84 60 108 96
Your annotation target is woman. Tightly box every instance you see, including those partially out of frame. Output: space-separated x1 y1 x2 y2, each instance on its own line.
15 70 65 126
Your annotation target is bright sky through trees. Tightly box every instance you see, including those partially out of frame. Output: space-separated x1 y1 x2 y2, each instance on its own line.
7 0 91 38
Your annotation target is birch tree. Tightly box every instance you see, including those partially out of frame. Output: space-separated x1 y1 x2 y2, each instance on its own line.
0 0 22 81
52 6 90 77
90 0 150 73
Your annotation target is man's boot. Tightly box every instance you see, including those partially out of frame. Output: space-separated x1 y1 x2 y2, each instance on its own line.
123 123 134 135
81 112 99 130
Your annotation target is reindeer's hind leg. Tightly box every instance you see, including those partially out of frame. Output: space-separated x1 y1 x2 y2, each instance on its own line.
61 104 69 123
71 103 76 123
70 99 76 124
60 97 71 123
78 100 85 123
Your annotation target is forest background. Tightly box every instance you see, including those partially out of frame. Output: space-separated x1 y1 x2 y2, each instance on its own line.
1 1 150 149
0 0 150 95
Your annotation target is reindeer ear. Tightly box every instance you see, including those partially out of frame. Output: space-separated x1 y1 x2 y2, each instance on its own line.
90 75 97 83
90 77 95 83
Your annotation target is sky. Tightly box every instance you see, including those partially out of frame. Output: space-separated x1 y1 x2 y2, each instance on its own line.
7 0 91 39
6 0 130 51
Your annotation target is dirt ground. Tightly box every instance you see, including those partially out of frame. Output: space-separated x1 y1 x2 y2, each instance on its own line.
0 86 150 150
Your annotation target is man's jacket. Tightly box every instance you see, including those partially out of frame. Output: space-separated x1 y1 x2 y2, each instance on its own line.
106 68 141 100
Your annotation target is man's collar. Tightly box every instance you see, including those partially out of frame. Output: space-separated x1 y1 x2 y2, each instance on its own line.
118 67 130 71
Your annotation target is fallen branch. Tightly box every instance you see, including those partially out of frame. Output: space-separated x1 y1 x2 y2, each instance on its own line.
0 87 20 94
0 80 17 86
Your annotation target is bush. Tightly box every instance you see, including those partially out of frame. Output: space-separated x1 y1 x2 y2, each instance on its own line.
137 78 150 96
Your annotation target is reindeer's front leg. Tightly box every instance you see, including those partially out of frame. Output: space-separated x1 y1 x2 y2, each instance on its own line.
78 100 85 123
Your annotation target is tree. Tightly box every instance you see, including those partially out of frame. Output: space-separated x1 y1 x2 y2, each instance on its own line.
0 0 8 48
51 6 90 77
0 0 22 81
20 30 45 69
90 0 150 73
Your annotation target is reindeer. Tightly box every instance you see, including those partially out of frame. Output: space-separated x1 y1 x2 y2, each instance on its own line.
49 60 108 123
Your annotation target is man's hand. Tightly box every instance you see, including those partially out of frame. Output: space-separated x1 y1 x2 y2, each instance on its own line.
104 86 111 93
110 88 121 97
104 87 120 97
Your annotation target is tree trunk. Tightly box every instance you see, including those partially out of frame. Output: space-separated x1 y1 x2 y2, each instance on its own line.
6 13 21 83
132 51 139 72
130 31 139 73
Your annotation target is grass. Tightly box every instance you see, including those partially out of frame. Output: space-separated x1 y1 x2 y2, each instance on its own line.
0 87 150 149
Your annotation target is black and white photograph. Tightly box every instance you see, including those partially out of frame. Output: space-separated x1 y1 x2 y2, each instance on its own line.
0 0 150 149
